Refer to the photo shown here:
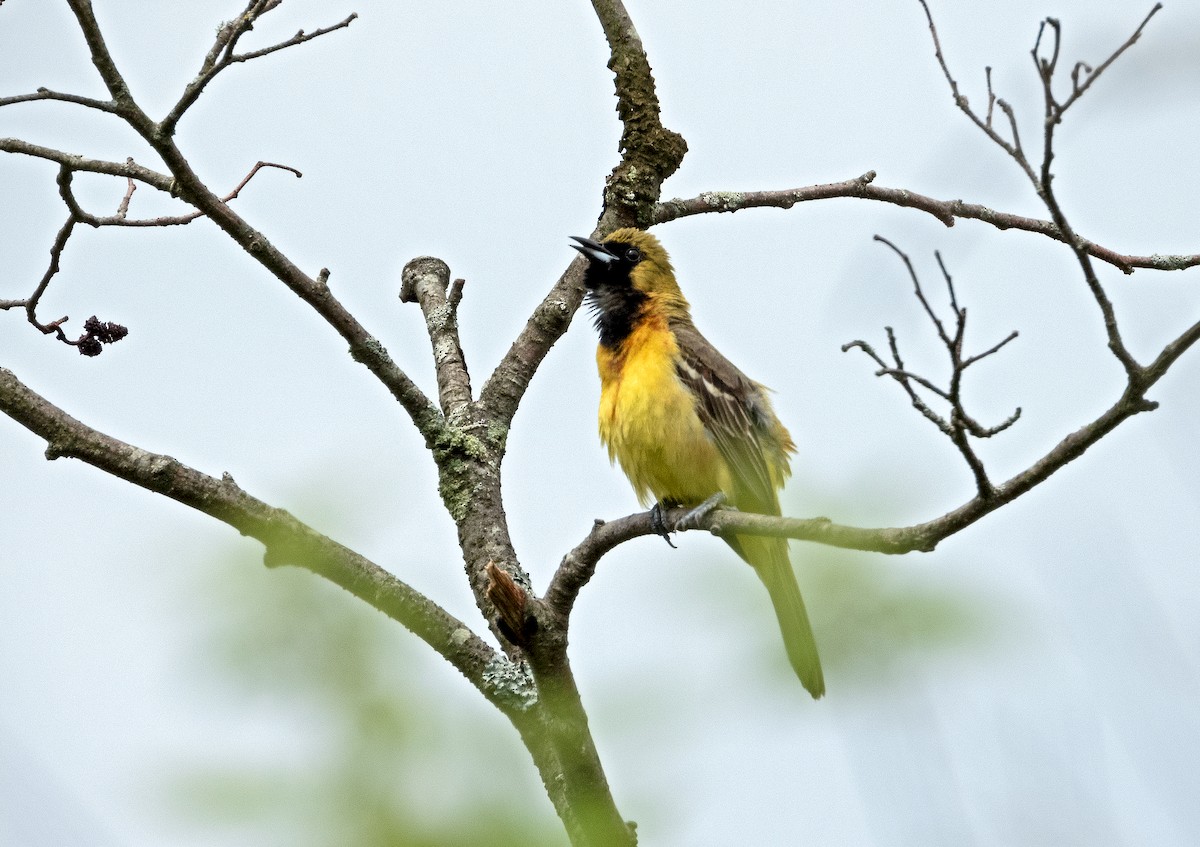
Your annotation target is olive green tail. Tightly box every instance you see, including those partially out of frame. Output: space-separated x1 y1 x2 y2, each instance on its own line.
747 538 825 698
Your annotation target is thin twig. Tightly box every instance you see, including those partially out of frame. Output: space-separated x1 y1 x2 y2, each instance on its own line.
163 8 357 135
1056 4 1161 112
114 176 136 219
63 160 303 227
232 15 359 65
962 330 1019 369
917 0 1039 184
1031 16 1146 377
23 213 78 340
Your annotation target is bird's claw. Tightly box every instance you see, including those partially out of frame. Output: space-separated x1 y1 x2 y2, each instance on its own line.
649 502 677 548
675 492 729 532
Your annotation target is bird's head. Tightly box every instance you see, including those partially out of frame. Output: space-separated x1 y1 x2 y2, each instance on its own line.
570 228 690 346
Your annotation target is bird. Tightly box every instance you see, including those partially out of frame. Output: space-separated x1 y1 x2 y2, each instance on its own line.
570 228 825 698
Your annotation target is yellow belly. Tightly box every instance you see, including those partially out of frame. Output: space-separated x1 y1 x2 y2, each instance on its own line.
597 319 730 507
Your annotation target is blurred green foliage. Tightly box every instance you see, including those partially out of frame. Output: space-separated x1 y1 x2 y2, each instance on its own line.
805 547 1000 681
786 488 1008 691
168 538 562 847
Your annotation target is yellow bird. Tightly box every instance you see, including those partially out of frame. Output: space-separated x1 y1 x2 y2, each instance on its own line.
570 228 824 698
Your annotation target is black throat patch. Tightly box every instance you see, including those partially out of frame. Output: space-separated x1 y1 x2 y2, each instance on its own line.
583 255 647 349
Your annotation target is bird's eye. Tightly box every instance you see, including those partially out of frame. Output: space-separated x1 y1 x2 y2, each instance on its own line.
625 247 641 262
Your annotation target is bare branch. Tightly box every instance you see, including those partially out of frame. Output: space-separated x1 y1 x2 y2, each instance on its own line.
2 137 438 426
79 125 443 438
10 3 442 475
114 177 136 219
213 1 281 68
1144 317 1200 383
18 213 77 335
0 168 130 354
962 329 1019 369
233 14 359 64
652 174 1200 275
1054 4 1162 113
478 261 588 428
543 518 634 620
1033 18 1063 80
965 406 1022 439
995 98 1027 165
917 0 1039 184
3 9 432 434
63 0 151 130
1026 16 1149 377
61 160 302 228
847 239 1023 498
163 8 358 136
875 365 953 404
0 87 118 113
0 366 519 712
984 67 996 128
921 5 1164 379
886 236 955 348
0 138 173 190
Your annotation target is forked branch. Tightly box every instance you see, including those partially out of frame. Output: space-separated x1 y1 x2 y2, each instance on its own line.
478 0 689 429
0 366 509 709
843 239 1020 498
920 2 1164 377
163 2 358 135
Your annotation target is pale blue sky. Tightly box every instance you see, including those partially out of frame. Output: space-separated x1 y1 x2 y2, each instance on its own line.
3 1 1199 845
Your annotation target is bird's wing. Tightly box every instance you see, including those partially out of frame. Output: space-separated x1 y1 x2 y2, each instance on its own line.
669 318 793 517
672 320 822 698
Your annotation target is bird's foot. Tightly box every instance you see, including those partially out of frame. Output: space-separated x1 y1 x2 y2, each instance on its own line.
675 492 729 532
649 502 678 549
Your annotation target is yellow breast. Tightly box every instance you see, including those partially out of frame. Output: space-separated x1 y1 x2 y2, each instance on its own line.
596 316 730 507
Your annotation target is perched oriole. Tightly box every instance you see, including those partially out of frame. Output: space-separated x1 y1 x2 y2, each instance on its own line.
570 228 825 698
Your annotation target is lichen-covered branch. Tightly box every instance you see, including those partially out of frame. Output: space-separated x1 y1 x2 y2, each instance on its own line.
479 0 687 431
391 250 634 844
400 257 474 419
590 0 687 228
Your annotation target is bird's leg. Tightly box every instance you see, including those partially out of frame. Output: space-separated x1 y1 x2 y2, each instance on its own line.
650 501 678 548
674 492 729 532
